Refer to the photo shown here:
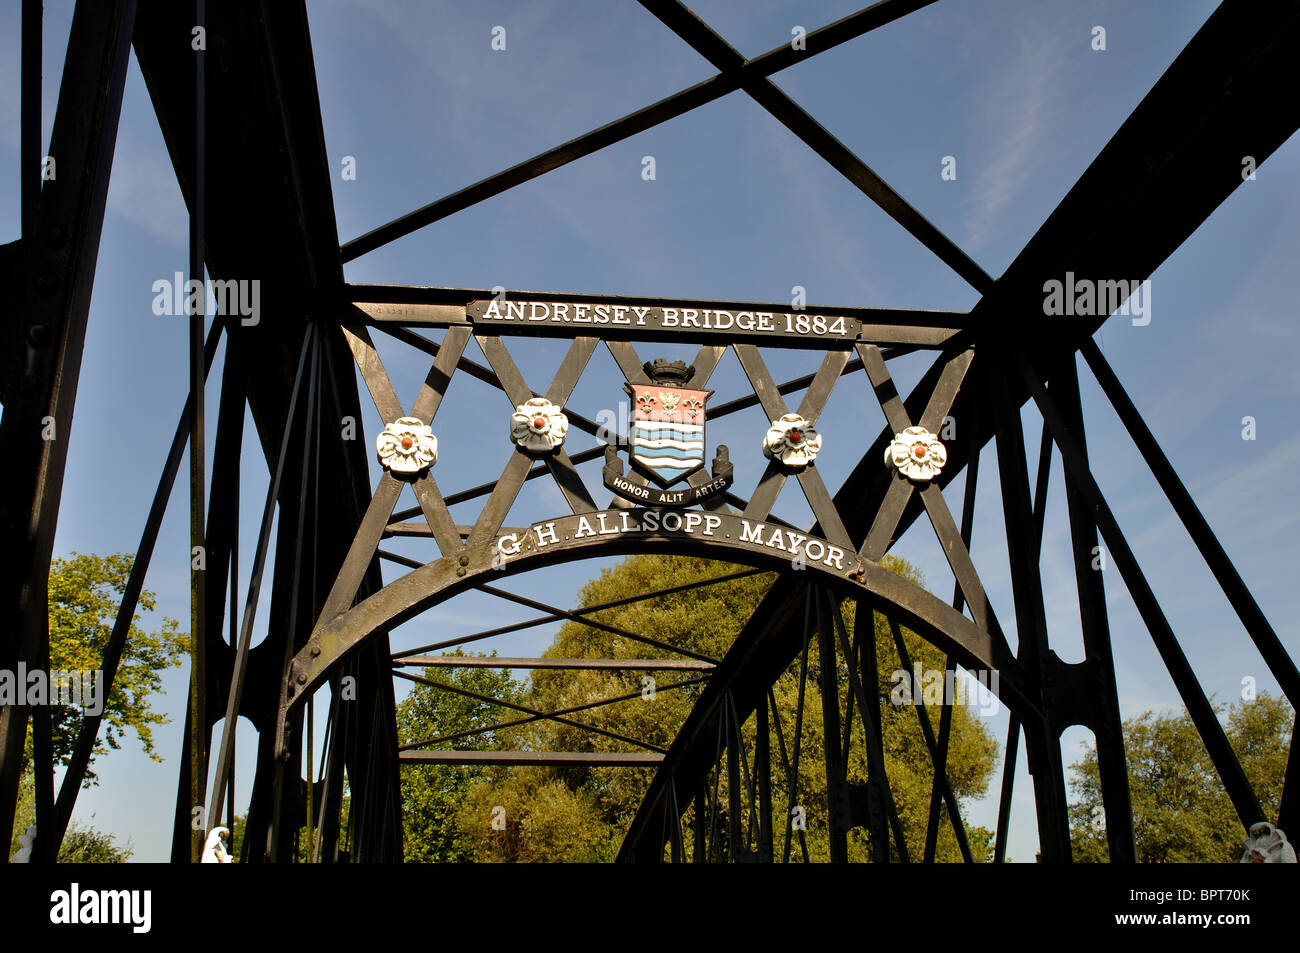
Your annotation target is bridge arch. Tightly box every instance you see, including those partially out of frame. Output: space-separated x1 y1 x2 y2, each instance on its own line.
15 1 1295 865
276 508 1035 755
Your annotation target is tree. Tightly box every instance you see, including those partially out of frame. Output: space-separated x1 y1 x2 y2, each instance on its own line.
227 812 246 862
446 554 773 862
771 556 999 863
26 552 189 784
454 770 617 862
1068 692 1293 862
54 821 133 862
8 771 131 862
7 553 185 861
396 651 527 862
401 553 1000 862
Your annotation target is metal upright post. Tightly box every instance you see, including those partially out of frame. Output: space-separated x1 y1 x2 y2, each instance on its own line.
19 1 40 240
186 0 208 864
0 0 137 860
725 694 741 861
815 590 848 863
994 364 1071 862
1048 353 1135 861
755 697 773 862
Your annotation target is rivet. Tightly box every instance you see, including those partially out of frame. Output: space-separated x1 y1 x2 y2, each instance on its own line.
27 324 50 349
310 645 320 657
455 567 466 577
458 555 469 566
296 673 307 684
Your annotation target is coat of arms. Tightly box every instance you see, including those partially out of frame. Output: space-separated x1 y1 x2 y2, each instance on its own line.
603 359 732 506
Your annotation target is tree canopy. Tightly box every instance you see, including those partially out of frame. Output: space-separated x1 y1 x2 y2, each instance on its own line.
1068 692 1293 862
397 553 1001 861
9 771 131 862
27 552 189 784
8 552 183 861
396 654 526 862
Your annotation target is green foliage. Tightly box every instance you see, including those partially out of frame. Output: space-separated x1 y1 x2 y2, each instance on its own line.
55 821 133 863
754 556 1000 863
1068 692 1293 862
28 552 189 784
398 554 1001 861
454 771 618 862
227 812 246 862
5 552 184 862
8 771 131 862
397 652 526 862
8 771 36 862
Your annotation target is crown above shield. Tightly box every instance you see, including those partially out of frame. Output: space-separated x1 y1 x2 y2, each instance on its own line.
642 359 695 385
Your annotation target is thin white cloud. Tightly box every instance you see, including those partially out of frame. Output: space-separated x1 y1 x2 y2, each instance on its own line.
960 21 1068 252
104 134 188 247
1131 430 1300 592
760 111 886 304
0 24 18 151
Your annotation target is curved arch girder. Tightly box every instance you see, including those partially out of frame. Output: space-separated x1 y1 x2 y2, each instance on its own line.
274 508 1028 759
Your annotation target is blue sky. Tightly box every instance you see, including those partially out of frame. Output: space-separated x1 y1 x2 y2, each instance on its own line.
2 0 1296 862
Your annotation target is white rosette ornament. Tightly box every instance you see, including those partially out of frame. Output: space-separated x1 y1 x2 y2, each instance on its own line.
763 413 823 468
375 416 438 475
885 426 946 481
511 397 569 453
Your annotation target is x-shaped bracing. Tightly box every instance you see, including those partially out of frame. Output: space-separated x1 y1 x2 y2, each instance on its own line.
340 0 991 301
317 326 606 631
856 343 1014 665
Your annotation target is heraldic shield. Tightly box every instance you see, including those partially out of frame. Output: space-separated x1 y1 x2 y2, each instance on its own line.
626 381 712 487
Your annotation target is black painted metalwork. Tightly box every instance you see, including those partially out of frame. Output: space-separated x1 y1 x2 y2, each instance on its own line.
2 0 1295 867
0 0 138 861
186 0 208 864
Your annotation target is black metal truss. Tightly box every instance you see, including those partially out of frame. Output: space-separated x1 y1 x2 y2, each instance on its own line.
1 0 1296 866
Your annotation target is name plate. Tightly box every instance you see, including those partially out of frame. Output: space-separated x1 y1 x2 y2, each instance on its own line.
468 298 860 342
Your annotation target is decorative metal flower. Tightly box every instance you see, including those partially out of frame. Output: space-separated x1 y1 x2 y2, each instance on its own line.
763 413 823 467
375 416 438 474
510 397 569 453
885 425 946 481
